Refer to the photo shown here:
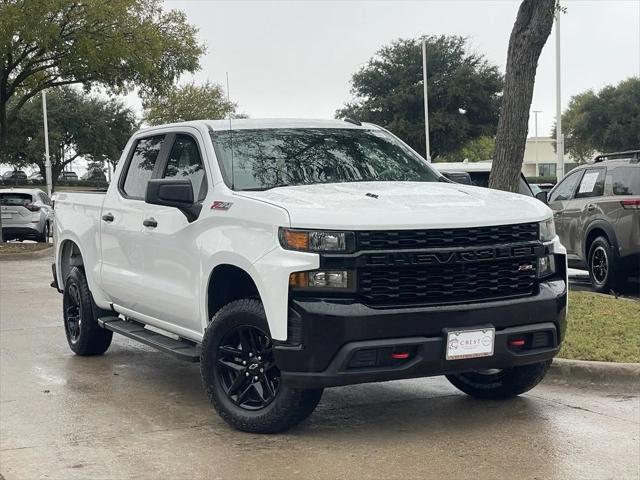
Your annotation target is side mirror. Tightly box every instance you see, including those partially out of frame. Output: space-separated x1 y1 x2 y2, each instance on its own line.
535 191 548 204
441 171 473 185
145 178 201 222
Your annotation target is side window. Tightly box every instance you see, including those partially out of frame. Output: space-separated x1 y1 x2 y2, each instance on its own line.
163 134 208 202
122 135 165 199
611 166 640 195
575 168 606 199
549 171 583 202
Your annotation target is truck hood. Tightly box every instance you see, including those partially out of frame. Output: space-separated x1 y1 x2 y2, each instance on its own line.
236 181 552 230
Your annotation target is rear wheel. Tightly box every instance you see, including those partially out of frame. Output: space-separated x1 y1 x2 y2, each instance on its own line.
446 360 552 399
201 298 322 433
63 267 113 355
36 222 49 243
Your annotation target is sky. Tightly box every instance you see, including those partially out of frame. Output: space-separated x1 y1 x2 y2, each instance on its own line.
143 0 640 138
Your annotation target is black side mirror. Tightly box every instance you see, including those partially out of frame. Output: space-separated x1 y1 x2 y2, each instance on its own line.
145 178 202 222
441 171 473 185
535 191 548 203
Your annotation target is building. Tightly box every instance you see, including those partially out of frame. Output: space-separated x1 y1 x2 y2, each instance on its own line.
522 136 577 178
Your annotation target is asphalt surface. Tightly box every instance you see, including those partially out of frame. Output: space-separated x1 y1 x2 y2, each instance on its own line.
1 256 639 480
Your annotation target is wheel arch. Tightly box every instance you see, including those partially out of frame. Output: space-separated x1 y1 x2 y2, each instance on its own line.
584 220 619 262
58 239 85 288
206 263 261 324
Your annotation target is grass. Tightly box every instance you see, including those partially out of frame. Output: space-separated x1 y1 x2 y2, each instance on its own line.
0 242 51 255
560 291 640 363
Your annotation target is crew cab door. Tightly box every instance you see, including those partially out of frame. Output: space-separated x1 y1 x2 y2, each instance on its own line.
139 131 209 335
100 134 168 311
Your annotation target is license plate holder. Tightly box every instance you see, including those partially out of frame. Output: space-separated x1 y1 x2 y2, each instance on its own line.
446 328 495 361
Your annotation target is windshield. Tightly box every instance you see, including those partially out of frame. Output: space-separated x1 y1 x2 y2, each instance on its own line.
209 128 440 190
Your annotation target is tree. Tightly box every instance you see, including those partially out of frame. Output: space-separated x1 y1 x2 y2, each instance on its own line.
489 0 556 192
447 136 496 162
554 78 640 162
0 0 204 153
142 80 244 125
336 36 503 159
4 87 138 185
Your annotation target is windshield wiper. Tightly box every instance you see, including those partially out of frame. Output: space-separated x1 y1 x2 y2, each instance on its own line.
237 183 291 192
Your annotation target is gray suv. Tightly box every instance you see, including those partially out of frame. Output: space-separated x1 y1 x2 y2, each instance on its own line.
546 150 639 292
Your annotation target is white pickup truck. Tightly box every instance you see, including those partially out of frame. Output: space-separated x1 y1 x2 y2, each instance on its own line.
52 119 567 433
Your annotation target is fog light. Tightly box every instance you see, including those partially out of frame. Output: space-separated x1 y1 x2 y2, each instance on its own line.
538 254 556 278
309 270 349 288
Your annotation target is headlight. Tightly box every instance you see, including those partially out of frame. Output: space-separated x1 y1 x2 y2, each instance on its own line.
539 217 556 242
279 228 354 253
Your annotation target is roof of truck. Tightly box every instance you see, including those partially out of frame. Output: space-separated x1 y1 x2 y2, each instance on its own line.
137 118 378 135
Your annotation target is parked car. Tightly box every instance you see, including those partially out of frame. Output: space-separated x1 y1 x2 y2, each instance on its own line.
544 150 640 292
58 171 79 181
28 171 44 183
52 119 567 433
0 188 54 242
81 169 107 182
2 170 28 181
433 161 538 198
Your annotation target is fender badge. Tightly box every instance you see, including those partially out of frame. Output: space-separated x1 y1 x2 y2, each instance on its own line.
211 201 233 210
365 192 379 199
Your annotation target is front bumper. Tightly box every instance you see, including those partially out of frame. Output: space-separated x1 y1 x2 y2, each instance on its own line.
275 278 567 389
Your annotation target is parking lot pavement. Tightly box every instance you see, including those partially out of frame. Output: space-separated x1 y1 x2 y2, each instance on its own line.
568 268 640 300
1 257 639 480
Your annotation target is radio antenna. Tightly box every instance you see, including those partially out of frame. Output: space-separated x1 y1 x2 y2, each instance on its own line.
226 72 235 190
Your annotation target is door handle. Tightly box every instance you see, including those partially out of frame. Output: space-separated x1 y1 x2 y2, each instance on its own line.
102 213 114 222
587 204 596 211
143 217 158 228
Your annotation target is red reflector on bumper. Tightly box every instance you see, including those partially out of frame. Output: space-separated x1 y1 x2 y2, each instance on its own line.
390 352 410 359
509 339 526 347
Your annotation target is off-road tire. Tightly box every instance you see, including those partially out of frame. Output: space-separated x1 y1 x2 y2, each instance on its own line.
63 267 113 355
446 360 552 400
587 236 620 293
201 298 323 433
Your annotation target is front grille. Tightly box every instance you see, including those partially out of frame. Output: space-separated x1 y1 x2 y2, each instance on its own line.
358 256 538 306
357 223 539 250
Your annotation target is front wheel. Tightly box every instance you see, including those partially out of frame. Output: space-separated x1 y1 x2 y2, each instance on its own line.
445 360 552 399
200 299 322 433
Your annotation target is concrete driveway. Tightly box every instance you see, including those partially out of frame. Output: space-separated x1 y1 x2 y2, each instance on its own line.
1 256 639 479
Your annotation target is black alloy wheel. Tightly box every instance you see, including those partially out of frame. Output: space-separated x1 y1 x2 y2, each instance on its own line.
63 281 82 344
216 325 280 410
591 245 608 286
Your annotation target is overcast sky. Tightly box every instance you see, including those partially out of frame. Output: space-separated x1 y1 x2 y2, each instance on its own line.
150 0 640 138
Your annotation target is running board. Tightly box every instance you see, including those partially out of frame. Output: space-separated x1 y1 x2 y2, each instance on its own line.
98 317 200 363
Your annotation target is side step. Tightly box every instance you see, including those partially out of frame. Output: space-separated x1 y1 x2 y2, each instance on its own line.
98 317 200 363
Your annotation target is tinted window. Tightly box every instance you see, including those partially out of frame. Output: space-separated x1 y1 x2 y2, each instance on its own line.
575 168 605 198
611 166 640 195
549 170 583 202
122 136 165 198
0 193 32 206
210 128 440 191
163 135 207 201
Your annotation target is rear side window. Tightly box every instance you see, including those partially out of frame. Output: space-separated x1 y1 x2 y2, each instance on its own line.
163 134 208 201
611 166 640 195
0 193 32 206
549 170 583 202
122 135 165 199
575 168 606 198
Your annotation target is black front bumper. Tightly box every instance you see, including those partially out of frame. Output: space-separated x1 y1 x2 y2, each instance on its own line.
274 279 567 389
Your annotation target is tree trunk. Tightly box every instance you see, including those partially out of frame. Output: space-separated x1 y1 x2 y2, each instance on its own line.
490 0 556 192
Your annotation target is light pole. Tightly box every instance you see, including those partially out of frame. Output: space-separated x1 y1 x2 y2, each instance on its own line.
42 91 52 196
555 4 564 180
422 38 431 163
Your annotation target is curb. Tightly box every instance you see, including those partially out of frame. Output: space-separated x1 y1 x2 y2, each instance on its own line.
548 358 640 387
0 245 53 261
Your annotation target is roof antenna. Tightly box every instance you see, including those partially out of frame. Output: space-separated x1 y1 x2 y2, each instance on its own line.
226 72 235 190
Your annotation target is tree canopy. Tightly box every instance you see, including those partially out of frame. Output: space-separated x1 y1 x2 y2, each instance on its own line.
556 77 640 162
0 0 204 152
336 36 503 159
142 80 244 125
4 87 138 184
